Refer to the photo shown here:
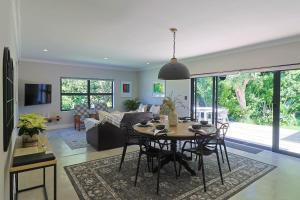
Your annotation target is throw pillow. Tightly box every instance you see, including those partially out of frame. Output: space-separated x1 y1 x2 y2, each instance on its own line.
149 105 160 115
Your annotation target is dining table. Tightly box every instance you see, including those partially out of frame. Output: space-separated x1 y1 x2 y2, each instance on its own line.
133 121 217 176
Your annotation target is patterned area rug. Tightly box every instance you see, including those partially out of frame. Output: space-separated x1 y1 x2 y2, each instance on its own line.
48 128 88 150
65 151 275 199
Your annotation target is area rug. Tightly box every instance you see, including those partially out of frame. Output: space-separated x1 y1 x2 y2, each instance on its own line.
47 128 88 150
64 151 275 200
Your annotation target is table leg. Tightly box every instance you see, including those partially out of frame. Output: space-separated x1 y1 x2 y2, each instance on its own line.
16 173 18 200
54 164 57 200
10 173 14 200
152 140 196 176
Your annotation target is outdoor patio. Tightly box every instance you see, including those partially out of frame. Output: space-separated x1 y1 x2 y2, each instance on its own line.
227 122 300 154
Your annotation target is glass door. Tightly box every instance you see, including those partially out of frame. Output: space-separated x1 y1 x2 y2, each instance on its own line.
216 72 274 147
279 69 300 154
193 77 214 123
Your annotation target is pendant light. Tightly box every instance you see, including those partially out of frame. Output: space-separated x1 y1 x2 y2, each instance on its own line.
158 28 190 80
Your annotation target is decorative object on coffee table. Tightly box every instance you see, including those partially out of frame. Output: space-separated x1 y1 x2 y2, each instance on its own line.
121 81 132 97
17 113 47 147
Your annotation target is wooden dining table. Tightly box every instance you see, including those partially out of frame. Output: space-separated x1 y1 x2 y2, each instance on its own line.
133 121 217 176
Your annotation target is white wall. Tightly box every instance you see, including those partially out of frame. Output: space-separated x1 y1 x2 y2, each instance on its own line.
18 61 139 127
138 38 300 117
138 68 190 117
0 0 19 199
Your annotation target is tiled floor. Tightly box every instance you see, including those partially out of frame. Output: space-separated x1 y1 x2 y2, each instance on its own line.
17 129 300 200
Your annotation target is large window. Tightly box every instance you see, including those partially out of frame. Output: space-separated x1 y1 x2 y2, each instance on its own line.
60 78 113 111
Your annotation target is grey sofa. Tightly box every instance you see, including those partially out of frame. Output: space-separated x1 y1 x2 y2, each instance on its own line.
86 112 153 151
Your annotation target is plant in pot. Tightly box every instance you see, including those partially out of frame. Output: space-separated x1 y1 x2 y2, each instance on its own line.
160 93 187 127
124 98 140 111
18 113 47 147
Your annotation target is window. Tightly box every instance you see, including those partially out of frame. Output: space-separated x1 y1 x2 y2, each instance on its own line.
60 78 113 111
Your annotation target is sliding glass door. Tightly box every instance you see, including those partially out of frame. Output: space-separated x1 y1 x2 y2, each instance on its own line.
279 70 300 154
217 72 274 147
191 68 300 157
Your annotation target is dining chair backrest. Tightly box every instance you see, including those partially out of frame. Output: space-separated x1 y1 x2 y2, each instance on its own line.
217 122 229 138
194 132 218 150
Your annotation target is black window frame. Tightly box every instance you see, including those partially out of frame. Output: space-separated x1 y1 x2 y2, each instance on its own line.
60 77 114 111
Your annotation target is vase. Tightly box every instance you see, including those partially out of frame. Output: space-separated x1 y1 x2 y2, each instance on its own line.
22 134 39 147
168 111 178 127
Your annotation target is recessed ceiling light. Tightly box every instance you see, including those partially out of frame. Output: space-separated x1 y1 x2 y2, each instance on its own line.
103 57 109 60
146 62 150 65
43 49 48 52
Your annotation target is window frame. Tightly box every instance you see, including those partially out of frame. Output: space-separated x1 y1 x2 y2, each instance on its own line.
60 77 114 111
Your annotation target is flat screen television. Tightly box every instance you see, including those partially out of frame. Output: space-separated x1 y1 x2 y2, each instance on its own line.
25 84 52 106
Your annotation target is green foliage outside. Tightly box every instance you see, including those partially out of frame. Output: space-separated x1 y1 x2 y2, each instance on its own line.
196 70 300 129
61 78 113 111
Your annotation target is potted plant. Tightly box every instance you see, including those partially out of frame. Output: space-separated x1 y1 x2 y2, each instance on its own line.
17 113 47 147
124 98 140 111
160 94 186 127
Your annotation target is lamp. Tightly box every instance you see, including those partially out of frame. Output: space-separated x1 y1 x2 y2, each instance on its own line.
158 28 190 80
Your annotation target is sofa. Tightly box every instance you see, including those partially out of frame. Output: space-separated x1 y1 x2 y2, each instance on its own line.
86 112 154 151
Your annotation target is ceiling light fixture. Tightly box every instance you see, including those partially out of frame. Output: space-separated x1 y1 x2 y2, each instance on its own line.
146 62 150 65
103 57 109 60
158 28 190 80
43 49 48 52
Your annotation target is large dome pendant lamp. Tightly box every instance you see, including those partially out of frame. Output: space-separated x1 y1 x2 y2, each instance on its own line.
158 28 190 80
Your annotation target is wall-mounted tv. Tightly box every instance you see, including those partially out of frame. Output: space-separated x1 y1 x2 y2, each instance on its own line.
25 84 52 106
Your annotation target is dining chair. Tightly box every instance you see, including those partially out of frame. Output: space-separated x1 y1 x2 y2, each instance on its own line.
134 136 172 194
217 121 231 171
118 113 153 171
180 132 224 192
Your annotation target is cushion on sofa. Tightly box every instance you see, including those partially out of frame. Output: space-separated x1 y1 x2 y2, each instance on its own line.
149 105 160 115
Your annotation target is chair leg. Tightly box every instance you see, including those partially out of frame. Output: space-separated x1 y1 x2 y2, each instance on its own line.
173 149 177 178
198 154 202 171
223 143 231 171
216 151 224 185
147 155 151 172
157 154 161 194
219 143 224 163
179 150 183 176
200 155 206 192
119 144 127 172
134 151 142 186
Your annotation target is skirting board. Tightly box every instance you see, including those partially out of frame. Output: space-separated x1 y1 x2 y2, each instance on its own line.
47 123 73 130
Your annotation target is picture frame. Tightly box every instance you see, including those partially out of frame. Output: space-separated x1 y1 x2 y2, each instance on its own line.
152 82 165 97
120 81 132 97
3 47 14 151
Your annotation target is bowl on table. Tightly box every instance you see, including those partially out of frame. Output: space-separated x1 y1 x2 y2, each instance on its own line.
200 120 208 126
153 116 160 121
155 124 165 130
140 120 148 126
192 124 202 130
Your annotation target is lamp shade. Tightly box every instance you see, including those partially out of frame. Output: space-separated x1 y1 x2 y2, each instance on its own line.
158 58 190 80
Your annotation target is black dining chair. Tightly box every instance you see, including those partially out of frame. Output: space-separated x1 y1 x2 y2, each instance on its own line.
180 132 224 192
217 121 231 171
119 113 153 172
134 135 173 194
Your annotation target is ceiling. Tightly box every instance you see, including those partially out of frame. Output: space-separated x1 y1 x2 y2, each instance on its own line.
20 0 300 69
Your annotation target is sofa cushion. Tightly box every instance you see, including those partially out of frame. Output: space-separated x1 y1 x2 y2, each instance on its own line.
149 105 160 115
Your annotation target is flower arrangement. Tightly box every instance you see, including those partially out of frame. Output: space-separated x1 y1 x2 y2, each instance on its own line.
160 97 176 115
18 113 47 137
160 93 187 115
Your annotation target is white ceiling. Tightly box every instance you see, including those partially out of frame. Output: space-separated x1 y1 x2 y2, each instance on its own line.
20 0 300 69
